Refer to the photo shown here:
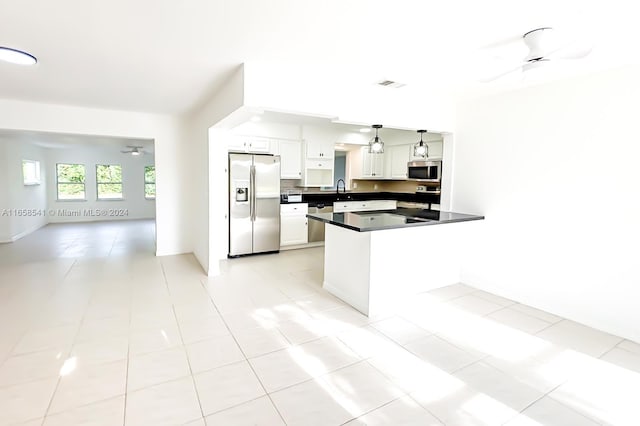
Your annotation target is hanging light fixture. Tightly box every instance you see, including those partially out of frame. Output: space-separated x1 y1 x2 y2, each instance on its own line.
368 124 384 154
413 130 429 158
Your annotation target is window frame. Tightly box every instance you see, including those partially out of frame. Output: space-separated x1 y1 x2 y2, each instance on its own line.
144 165 156 200
22 159 41 186
56 163 87 201
96 164 124 201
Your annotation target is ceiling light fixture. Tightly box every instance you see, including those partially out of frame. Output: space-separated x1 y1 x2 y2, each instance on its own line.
413 130 429 158
121 146 146 156
0 46 37 65
368 124 384 154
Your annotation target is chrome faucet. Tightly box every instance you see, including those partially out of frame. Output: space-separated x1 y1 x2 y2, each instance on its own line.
336 179 346 194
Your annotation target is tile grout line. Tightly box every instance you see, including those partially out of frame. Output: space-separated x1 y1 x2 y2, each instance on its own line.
159 258 208 425
500 380 602 426
121 270 133 426
532 318 566 337
40 257 88 422
197 275 289 426
0 258 80 367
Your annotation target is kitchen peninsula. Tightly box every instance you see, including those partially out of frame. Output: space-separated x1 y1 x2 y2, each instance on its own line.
307 209 484 316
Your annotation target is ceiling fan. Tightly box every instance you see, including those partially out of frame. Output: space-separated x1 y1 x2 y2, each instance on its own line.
120 145 148 156
480 27 593 82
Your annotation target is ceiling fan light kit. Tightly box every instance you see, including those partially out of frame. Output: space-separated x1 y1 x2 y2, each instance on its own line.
121 146 146 156
482 26 592 82
0 46 37 65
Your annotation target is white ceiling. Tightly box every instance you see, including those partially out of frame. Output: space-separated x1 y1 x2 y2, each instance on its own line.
1 0 639 115
0 129 154 152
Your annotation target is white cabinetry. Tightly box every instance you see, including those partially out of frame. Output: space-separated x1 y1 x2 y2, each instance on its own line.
306 139 334 159
302 159 334 187
361 148 385 178
301 137 335 187
277 140 302 179
228 136 273 153
280 203 308 246
333 200 397 213
388 145 410 179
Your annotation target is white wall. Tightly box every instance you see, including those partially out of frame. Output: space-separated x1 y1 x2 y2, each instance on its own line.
0 99 188 256
184 65 245 274
453 64 640 342
45 145 155 223
0 141 11 241
0 138 48 242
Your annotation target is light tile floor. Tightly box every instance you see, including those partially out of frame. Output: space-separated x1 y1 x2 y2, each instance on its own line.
0 220 639 425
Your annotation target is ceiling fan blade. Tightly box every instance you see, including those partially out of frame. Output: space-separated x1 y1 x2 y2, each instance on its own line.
478 34 523 50
547 39 593 60
478 62 524 83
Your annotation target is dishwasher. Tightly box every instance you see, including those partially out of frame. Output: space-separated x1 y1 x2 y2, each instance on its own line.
308 203 333 242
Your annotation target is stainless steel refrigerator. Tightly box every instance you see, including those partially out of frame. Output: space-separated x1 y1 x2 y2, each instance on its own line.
228 153 281 257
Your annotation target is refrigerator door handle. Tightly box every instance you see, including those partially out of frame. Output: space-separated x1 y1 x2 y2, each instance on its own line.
250 165 256 221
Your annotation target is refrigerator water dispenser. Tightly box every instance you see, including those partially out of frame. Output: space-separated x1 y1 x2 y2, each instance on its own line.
236 187 248 202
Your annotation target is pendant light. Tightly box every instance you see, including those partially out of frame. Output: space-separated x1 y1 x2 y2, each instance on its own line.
368 124 384 154
413 130 429 158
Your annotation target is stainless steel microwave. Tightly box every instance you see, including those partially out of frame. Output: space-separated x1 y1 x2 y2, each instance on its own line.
407 160 442 182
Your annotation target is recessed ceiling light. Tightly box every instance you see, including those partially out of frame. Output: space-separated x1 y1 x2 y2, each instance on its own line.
0 46 37 65
250 116 262 122
359 128 371 133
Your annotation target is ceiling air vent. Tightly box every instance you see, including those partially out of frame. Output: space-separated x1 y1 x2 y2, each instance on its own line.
376 79 406 89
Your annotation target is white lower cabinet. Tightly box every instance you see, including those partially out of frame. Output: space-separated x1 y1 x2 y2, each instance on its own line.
280 203 308 246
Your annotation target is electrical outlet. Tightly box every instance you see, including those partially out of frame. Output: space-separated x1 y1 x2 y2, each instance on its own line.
416 185 427 192
374 184 378 190
353 182 358 188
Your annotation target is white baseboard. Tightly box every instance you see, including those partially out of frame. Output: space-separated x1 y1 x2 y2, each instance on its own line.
9 222 47 242
280 241 324 251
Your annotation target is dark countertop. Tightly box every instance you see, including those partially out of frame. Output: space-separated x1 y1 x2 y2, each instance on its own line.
281 191 440 207
306 208 484 232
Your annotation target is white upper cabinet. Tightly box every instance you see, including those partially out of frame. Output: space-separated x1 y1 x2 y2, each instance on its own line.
228 136 273 154
389 145 410 179
277 140 302 179
305 138 335 159
302 159 334 187
360 147 385 178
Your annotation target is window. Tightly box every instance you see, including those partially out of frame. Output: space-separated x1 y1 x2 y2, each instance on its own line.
56 163 86 200
22 160 41 185
144 165 156 199
96 164 123 200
